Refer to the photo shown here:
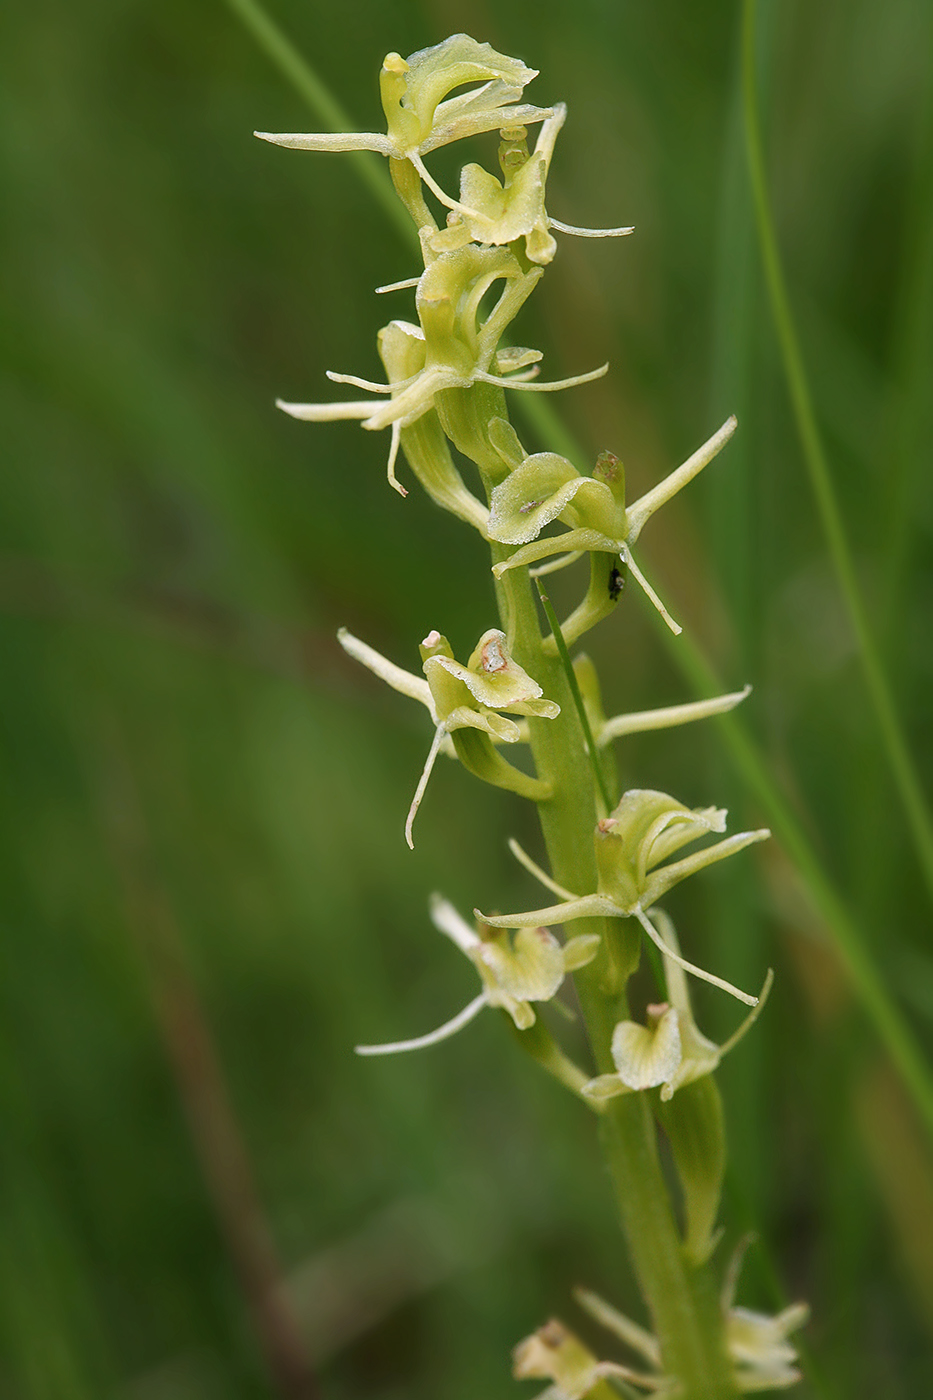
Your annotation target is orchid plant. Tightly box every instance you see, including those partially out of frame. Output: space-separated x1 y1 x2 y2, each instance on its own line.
258 34 807 1399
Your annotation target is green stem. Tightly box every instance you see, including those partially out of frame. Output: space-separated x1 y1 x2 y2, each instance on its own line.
534 577 612 814
742 0 933 906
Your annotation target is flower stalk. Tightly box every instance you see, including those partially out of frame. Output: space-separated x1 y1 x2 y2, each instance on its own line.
257 34 806 1398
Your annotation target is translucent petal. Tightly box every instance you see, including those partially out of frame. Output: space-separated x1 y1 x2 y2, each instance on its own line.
480 926 565 1001
610 1009 682 1090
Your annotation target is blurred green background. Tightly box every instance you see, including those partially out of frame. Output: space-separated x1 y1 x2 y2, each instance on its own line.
2 0 932 1396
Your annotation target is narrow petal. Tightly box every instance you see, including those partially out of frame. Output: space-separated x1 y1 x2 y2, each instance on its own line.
355 992 488 1055
529 551 584 577
626 416 737 542
405 725 446 849
428 893 481 954
502 997 537 1030
409 149 482 217
337 629 434 713
254 130 393 154
593 1362 669 1391
599 686 751 745
386 420 407 496
508 837 577 900
572 1288 662 1368
422 102 555 153
549 218 635 238
718 968 775 1058
276 398 376 422
641 829 771 908
375 277 421 294
492 529 622 578
326 369 400 392
621 545 682 635
635 907 758 1007
476 894 616 929
476 363 608 393
561 933 602 971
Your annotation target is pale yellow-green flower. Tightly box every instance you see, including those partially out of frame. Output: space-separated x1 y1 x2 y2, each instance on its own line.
488 416 738 635
477 789 770 1006
583 910 773 1104
255 36 554 214
427 106 633 265
337 626 558 847
355 896 599 1056
572 1275 809 1394
512 1317 661 1399
277 245 606 495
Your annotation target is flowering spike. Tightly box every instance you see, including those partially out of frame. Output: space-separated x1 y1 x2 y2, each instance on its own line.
259 38 803 1391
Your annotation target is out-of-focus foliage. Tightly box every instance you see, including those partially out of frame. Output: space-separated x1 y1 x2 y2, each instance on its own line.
1 1 931 1397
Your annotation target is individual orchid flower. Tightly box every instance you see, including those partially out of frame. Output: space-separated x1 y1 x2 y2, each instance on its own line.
476 788 770 1006
574 1277 808 1394
255 35 555 223
355 896 599 1056
512 1318 665 1399
428 106 633 266
488 416 738 635
583 909 773 1104
413 627 559 845
337 626 558 848
722 1239 810 1392
277 246 607 495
